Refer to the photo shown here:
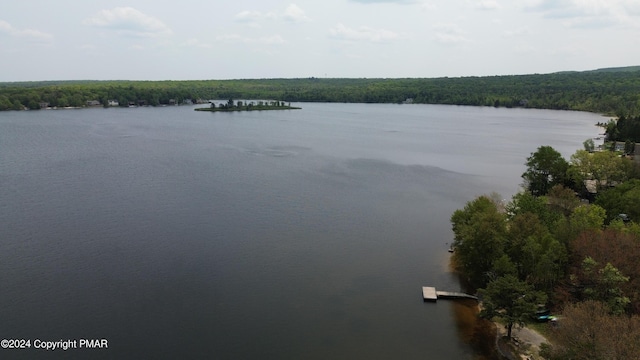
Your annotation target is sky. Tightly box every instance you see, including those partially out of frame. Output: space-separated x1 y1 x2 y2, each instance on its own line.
1 0 639 81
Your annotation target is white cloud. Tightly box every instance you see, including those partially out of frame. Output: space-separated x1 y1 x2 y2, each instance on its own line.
329 23 402 43
503 26 532 37
420 2 438 11
234 3 309 25
476 1 501 10
524 0 640 28
283 4 310 22
182 38 212 49
0 20 53 44
234 10 277 23
83 7 173 37
624 0 640 15
432 23 469 44
213 34 286 45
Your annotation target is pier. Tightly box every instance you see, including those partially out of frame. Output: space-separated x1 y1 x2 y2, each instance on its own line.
422 287 478 302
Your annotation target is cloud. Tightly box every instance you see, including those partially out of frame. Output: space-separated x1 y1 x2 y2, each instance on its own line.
234 3 310 25
255 35 286 45
329 23 402 43
212 34 286 45
83 7 173 37
503 26 532 37
524 0 640 28
234 10 277 23
283 4 310 22
0 20 53 44
432 23 469 44
182 38 212 49
421 2 438 11
475 1 501 10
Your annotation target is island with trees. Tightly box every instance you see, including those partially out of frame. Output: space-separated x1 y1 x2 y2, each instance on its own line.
450 133 640 359
194 99 300 112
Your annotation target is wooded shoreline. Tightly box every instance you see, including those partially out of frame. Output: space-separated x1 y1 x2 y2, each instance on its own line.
2 66 639 114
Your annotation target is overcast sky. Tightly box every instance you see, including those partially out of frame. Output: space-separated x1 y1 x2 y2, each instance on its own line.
1 0 639 81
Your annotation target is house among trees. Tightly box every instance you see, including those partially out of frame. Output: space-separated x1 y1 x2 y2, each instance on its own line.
108 100 119 107
613 141 626 152
611 141 640 164
86 100 101 107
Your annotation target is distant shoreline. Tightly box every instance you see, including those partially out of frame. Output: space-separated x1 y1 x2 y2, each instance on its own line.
3 68 640 114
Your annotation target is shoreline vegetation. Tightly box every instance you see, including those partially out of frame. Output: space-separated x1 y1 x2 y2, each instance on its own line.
450 139 640 359
1 65 640 115
194 100 300 112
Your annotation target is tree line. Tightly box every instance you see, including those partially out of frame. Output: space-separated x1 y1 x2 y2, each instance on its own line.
602 113 640 144
2 66 640 114
451 143 640 358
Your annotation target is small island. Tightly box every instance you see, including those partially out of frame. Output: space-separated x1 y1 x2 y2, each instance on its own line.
195 99 301 112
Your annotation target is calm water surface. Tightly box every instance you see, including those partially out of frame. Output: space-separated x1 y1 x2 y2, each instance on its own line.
0 103 602 359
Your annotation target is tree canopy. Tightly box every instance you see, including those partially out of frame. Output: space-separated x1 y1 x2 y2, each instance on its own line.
451 196 507 288
522 146 569 197
479 275 547 339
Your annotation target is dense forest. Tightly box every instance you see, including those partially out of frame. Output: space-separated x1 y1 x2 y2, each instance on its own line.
451 144 640 359
1 66 640 115
605 113 640 144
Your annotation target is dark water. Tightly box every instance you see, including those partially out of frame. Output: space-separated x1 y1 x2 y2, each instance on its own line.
0 103 601 359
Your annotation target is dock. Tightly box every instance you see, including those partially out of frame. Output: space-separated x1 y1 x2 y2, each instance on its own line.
422 287 478 302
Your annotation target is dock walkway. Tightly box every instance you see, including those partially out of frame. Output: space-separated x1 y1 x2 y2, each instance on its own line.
422 287 478 302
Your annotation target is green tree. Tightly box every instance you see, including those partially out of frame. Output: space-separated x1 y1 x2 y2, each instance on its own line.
568 149 634 193
569 204 606 234
595 179 640 223
625 139 634 154
479 275 547 339
583 138 595 152
604 118 619 141
0 95 12 110
11 99 24 110
506 191 561 230
451 195 507 288
580 257 630 315
522 146 569 197
504 212 567 290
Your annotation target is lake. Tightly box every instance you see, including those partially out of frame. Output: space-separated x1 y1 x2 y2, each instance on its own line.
0 103 602 359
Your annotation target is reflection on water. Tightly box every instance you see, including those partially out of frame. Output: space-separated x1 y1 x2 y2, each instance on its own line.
451 300 500 360
447 255 502 359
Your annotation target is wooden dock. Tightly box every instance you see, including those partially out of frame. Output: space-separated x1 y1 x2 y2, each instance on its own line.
422 287 478 302
422 286 438 301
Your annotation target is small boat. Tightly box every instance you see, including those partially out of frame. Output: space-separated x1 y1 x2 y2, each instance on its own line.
448 247 454 253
